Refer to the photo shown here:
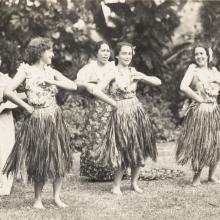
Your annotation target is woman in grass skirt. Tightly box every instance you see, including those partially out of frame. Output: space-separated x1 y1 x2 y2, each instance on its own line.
76 41 116 181
91 42 161 194
176 42 220 186
3 37 116 208
2 37 81 209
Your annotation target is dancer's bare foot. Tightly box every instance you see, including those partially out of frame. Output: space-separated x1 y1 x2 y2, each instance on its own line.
208 177 220 184
131 184 143 193
111 187 122 195
192 178 201 187
192 181 201 187
21 171 28 186
54 198 68 208
192 172 202 187
33 200 44 209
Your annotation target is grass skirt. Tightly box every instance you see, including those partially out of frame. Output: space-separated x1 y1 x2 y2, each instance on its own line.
176 102 220 171
91 97 157 169
3 106 72 182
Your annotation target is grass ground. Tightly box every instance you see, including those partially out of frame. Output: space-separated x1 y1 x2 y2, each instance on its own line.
1 142 220 220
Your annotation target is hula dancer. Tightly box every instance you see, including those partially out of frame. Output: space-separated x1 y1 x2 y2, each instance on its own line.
3 37 117 208
177 42 220 186
91 42 161 194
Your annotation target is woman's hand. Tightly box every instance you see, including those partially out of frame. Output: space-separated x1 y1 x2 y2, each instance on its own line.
26 105 34 114
132 72 162 86
112 101 118 109
44 77 77 91
197 96 204 103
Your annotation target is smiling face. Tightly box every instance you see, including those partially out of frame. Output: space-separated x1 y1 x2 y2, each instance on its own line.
117 45 133 67
40 48 54 65
194 47 208 67
96 43 111 65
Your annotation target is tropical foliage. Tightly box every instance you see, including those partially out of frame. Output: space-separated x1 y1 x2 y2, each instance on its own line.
89 0 188 140
200 1 220 69
1 0 209 142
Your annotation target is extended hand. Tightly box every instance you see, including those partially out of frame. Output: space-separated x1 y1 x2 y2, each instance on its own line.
112 101 118 109
26 105 34 114
197 97 205 103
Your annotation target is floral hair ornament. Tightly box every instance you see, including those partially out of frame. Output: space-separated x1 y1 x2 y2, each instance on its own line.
132 46 136 56
208 47 213 63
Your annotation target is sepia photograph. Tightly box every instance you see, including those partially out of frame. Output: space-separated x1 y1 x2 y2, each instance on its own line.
0 0 220 219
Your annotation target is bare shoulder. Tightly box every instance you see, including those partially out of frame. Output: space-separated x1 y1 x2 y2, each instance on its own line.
185 64 198 77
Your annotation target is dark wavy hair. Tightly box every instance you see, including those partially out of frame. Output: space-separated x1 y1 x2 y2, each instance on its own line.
94 40 110 55
192 41 213 68
114 41 134 65
24 37 53 65
93 40 113 61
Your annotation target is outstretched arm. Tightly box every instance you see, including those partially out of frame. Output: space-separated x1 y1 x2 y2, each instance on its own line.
49 68 94 90
48 69 117 107
18 92 27 100
85 83 117 107
180 64 204 103
75 64 116 106
132 70 161 86
51 69 78 90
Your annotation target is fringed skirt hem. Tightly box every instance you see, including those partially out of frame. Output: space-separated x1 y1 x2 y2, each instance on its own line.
176 102 220 171
3 106 72 182
91 97 157 169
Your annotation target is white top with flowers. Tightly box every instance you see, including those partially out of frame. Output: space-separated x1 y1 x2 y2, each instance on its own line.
17 63 58 108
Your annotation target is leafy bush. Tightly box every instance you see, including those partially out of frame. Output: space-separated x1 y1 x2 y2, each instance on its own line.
1 0 194 142
200 1 220 69
87 0 189 140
